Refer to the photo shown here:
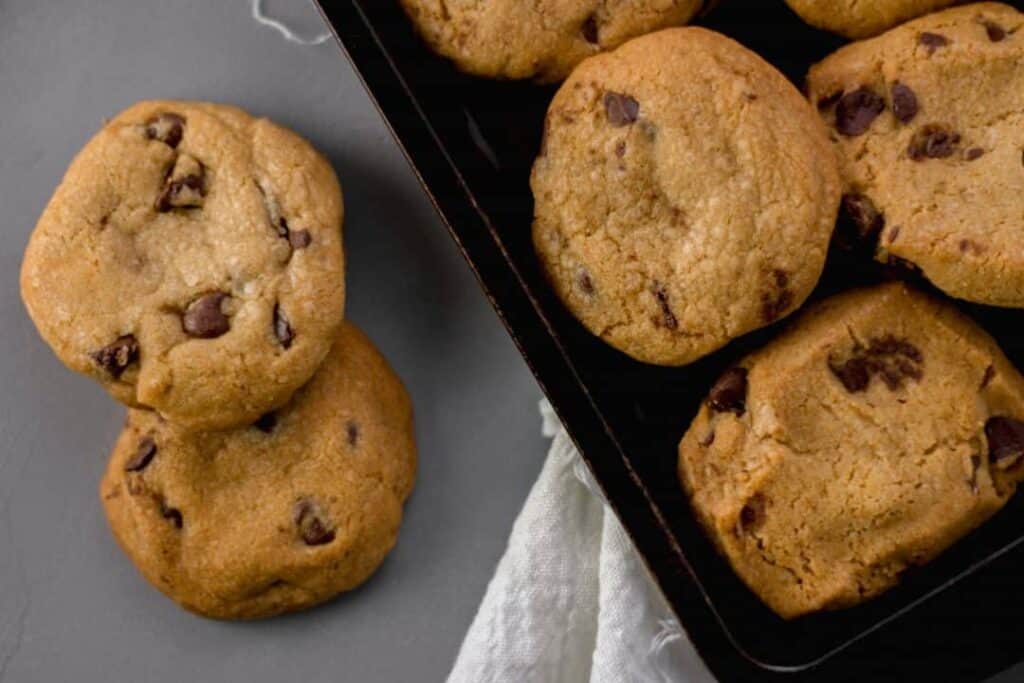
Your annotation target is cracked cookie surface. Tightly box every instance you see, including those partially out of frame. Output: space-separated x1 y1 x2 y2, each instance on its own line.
532 28 840 366
808 3 1024 307
400 0 704 81
100 322 416 620
785 0 958 39
678 283 1024 618
20 100 346 431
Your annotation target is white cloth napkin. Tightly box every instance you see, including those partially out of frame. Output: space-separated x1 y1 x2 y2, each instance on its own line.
447 401 717 683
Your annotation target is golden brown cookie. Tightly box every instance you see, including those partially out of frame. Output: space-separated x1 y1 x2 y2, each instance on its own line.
532 28 840 366
100 322 415 619
21 100 345 431
808 3 1024 307
679 283 1024 618
400 0 705 81
785 0 959 38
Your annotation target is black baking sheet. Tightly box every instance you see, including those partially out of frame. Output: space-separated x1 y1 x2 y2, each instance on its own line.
317 1 1024 680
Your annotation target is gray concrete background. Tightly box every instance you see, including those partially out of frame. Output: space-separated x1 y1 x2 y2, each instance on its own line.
0 1 547 681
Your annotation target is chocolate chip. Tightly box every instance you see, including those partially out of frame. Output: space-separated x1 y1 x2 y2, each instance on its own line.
145 113 185 148
708 367 748 416
985 416 1024 468
182 292 230 339
965 147 985 161
273 304 294 349
835 87 885 137
581 14 599 44
652 284 678 330
288 229 312 249
603 92 639 127
891 82 919 124
124 437 157 472
156 154 206 212
254 412 277 433
918 32 949 53
981 20 1006 42
817 90 843 111
737 494 766 534
294 498 335 546
160 501 183 529
346 421 359 447
830 355 871 392
837 193 885 251
91 335 139 378
908 124 960 160
828 335 923 393
981 364 997 389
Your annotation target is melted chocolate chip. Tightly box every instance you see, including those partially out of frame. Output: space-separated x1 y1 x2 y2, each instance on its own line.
273 304 294 349
91 335 139 378
294 498 336 546
965 147 985 161
581 14 599 44
160 501 183 529
985 416 1024 468
708 367 748 416
603 92 639 127
652 285 678 330
982 20 1007 42
908 124 960 160
891 82 919 124
835 87 885 137
346 421 359 447
288 229 312 249
145 113 185 148
182 292 230 338
918 32 949 53
254 412 277 433
156 153 206 212
124 437 157 472
836 193 885 251
828 335 923 393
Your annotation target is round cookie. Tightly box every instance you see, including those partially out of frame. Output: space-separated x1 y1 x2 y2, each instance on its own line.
808 3 1024 307
785 0 959 39
679 283 1024 619
531 28 841 366
100 322 415 620
400 0 705 82
20 100 345 431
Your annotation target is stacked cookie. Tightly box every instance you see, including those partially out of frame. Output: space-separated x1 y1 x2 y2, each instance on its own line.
20 101 416 619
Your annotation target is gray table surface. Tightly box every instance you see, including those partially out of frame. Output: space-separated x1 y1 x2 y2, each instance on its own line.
1 2 1022 682
0 2 547 681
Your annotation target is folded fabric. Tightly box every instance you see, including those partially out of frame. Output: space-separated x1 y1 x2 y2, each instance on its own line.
447 401 716 683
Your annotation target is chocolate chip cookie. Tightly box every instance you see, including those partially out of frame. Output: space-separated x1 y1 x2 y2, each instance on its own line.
532 28 840 366
785 0 959 38
100 322 416 620
20 100 346 431
400 0 705 81
809 3 1024 307
679 283 1024 618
